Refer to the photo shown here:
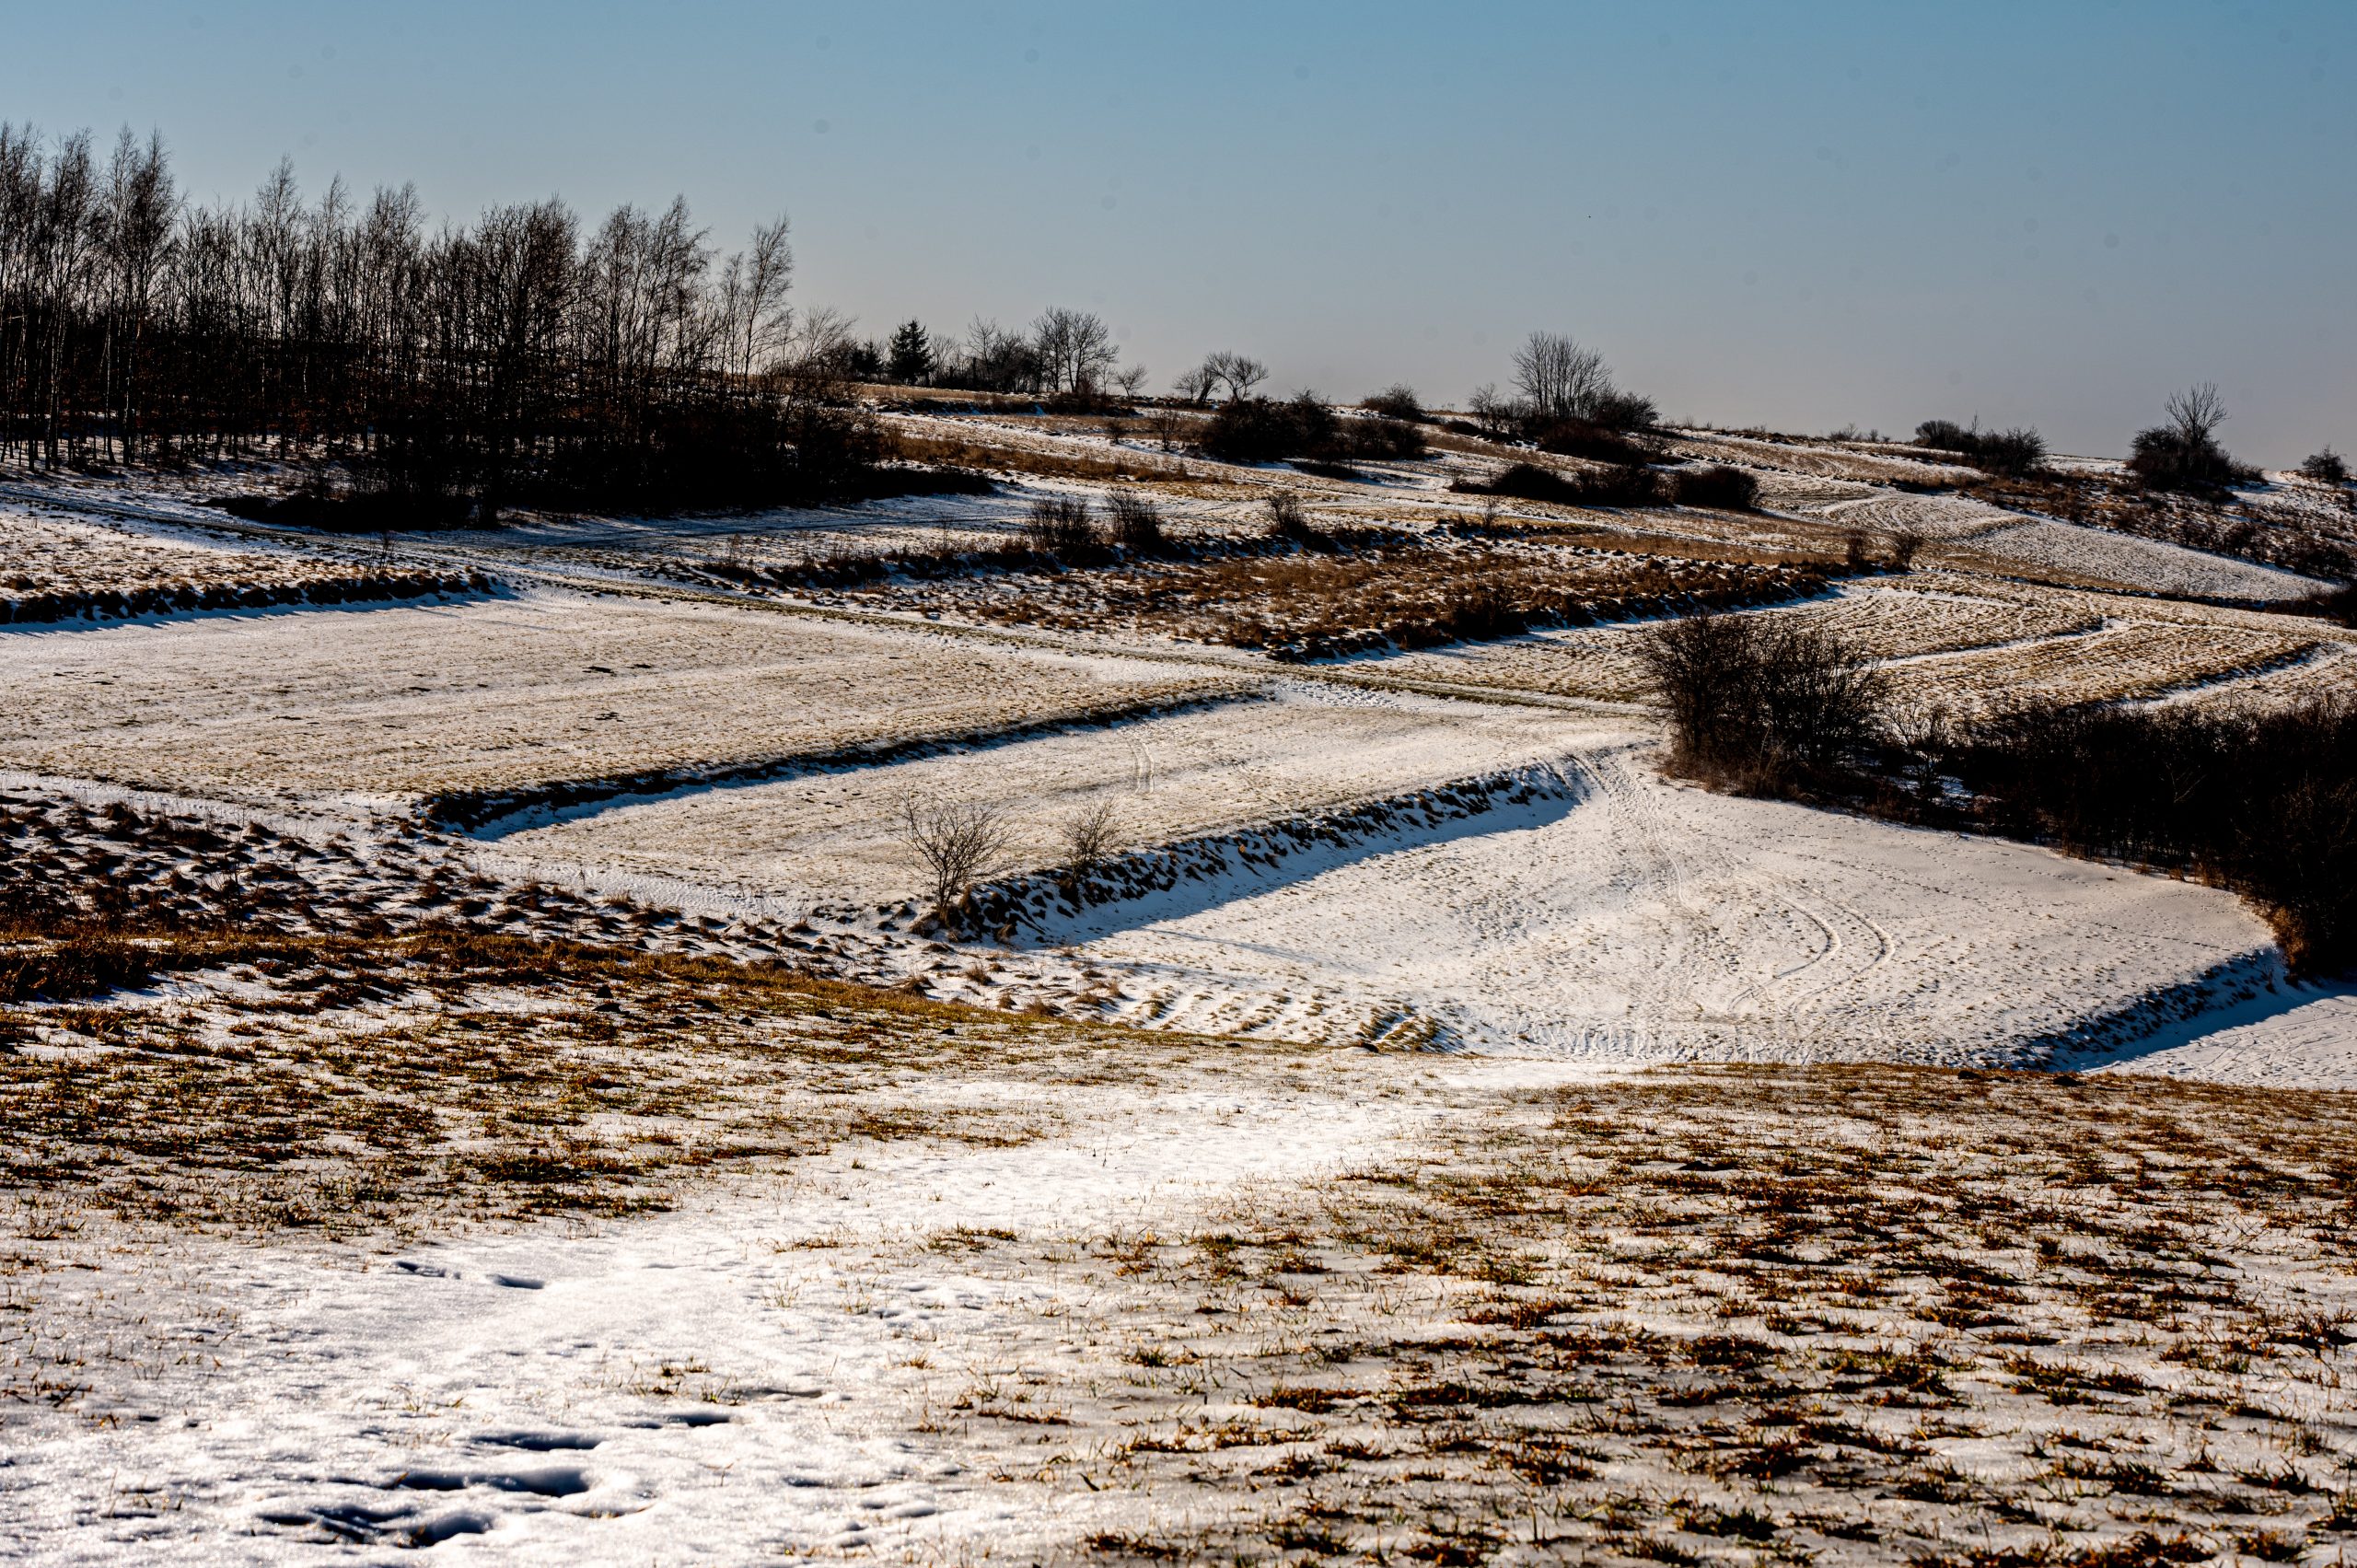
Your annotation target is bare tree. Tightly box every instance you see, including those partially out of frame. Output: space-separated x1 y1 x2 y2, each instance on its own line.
895 796 1013 935
1060 800 1120 872
1113 363 1149 398
1203 350 1268 402
1032 305 1118 394
787 304 860 374
1511 331 1611 424
2165 382 2229 448
1172 363 1218 405
712 214 793 378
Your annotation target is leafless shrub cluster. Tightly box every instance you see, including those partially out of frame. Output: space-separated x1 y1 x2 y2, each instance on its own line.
1105 490 1169 554
1058 800 1120 873
1913 417 2048 477
1640 611 1887 789
2128 382 2256 492
895 796 1014 935
1024 495 1106 560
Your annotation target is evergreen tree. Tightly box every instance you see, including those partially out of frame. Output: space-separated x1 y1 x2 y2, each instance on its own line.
886 319 935 385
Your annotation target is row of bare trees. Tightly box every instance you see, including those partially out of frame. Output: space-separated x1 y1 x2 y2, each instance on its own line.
0 123 900 517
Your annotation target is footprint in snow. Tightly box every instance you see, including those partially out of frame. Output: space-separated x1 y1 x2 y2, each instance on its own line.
390 1259 544 1289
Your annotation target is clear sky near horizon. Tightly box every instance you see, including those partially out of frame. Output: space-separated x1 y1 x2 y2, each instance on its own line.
5 1 2351 465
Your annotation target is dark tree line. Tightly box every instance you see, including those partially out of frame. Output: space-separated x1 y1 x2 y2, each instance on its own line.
0 124 933 521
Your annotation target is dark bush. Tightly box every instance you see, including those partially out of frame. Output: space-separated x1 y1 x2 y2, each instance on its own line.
1105 491 1168 554
2302 447 2349 487
1361 384 1427 422
2128 426 2243 492
1024 496 1107 561
1457 460 1663 508
1638 612 1886 791
1263 492 1329 550
1671 465 1759 512
1533 419 1658 467
2128 384 2255 493
1198 392 1337 464
1460 463 1580 505
1585 389 1660 433
1344 415 1427 460
1199 390 1422 465
1951 702 2357 974
1912 419 2046 477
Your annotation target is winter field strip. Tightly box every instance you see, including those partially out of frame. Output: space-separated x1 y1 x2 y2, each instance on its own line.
0 589 1252 803
0 505 483 625
496 684 1586 907
992 734 2277 1063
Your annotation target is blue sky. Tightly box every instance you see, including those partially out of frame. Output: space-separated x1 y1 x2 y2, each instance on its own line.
7 1 2351 463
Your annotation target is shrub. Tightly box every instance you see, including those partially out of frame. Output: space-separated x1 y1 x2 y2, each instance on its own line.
1024 496 1107 561
1199 391 1422 464
1264 492 1328 549
2129 427 2242 492
1533 419 1657 467
2129 384 2253 493
1198 392 1334 464
1572 463 1666 508
1911 419 2045 477
2302 447 2349 487
1344 415 1427 460
893 797 1013 936
1638 613 1886 790
1457 460 1663 509
1671 466 1759 512
1952 702 2357 975
1105 491 1168 554
1361 384 1427 422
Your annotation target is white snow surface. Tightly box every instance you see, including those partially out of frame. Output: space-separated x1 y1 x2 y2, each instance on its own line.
5 1063 1607 1563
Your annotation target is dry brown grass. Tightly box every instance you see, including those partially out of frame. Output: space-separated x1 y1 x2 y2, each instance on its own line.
843 540 1837 661
962 1064 2357 1564
0 928 1162 1235
894 426 1199 485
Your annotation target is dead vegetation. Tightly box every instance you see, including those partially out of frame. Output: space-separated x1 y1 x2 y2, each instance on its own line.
842 535 1840 662
0 511 489 624
998 1065 2357 1564
0 927 1107 1237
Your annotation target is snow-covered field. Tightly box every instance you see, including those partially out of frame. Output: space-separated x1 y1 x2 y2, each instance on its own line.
994 733 2277 1062
0 502 481 624
0 589 1251 804
499 683 1584 906
8 450 2357 1563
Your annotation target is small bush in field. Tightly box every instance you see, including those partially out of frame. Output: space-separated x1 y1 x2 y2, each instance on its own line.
1025 496 1107 561
1457 461 1661 509
1912 419 2046 477
2301 447 2348 487
1533 419 1657 467
1105 491 1169 555
1361 384 1426 422
1672 465 1759 512
1638 612 1887 792
1264 493 1329 550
